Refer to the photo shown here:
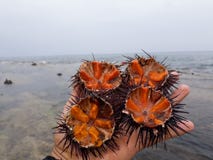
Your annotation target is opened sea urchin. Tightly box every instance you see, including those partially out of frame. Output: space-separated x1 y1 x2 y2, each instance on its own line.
54 53 189 160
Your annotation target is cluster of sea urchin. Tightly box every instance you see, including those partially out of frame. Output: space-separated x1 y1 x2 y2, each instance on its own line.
54 54 189 160
55 60 125 160
120 53 188 148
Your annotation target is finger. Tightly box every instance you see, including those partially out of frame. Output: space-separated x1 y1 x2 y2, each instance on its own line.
170 71 179 76
63 96 73 114
62 88 78 118
170 84 190 104
165 120 194 139
129 120 194 152
170 71 179 81
63 86 79 111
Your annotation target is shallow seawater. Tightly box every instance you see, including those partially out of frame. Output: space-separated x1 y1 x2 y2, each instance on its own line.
0 51 213 160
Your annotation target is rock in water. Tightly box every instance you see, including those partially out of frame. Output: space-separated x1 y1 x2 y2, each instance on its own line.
4 79 13 85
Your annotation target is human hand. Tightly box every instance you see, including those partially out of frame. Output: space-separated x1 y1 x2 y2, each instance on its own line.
51 84 194 160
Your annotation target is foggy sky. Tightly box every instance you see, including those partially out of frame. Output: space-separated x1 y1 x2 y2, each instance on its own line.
0 0 213 57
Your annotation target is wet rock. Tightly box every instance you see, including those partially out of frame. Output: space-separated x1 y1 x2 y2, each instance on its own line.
4 79 13 85
31 62 37 66
57 73 62 76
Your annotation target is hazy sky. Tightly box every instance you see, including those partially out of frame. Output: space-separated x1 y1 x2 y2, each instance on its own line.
0 0 213 56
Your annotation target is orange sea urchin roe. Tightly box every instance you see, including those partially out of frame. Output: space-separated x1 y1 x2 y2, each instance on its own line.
127 58 168 88
128 59 144 86
79 61 121 91
66 97 114 147
124 86 172 128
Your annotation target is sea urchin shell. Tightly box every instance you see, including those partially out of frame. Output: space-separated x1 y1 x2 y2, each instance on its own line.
123 86 172 128
65 96 115 148
127 57 169 89
78 61 122 91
